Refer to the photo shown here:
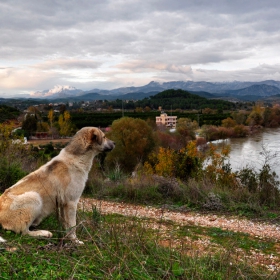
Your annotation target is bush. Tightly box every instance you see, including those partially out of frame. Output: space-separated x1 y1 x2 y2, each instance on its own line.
0 157 27 192
105 117 156 172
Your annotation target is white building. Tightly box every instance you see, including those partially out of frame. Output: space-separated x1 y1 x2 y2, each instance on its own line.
156 112 177 128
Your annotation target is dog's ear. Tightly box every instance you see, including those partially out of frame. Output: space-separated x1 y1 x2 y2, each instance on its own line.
91 128 103 145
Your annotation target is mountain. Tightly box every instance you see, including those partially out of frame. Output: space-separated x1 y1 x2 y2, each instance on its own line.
220 84 280 97
2 80 280 102
79 80 280 98
68 91 160 102
100 80 280 95
76 81 280 102
30 85 84 99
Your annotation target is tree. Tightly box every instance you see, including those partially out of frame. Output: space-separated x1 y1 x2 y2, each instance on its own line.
221 117 236 128
105 117 156 172
37 122 50 132
176 118 198 148
22 114 37 136
58 111 74 136
48 109 55 138
231 111 247 125
59 104 66 114
246 103 264 127
154 147 176 177
48 109 54 128
246 111 263 126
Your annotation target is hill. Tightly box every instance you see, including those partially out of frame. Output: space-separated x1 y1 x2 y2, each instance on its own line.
0 105 20 123
134 89 235 110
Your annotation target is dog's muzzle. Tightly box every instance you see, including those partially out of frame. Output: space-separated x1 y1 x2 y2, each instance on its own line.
103 140 115 152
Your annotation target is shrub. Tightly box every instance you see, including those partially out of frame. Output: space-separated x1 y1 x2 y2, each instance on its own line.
258 164 280 207
105 117 156 172
0 157 27 192
233 124 249 137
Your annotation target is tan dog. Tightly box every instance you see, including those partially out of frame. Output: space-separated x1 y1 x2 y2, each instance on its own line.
0 127 115 244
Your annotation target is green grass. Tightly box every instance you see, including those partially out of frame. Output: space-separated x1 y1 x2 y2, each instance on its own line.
177 225 277 254
0 210 279 279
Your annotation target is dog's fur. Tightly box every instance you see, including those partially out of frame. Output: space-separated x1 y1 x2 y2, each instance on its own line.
0 127 115 243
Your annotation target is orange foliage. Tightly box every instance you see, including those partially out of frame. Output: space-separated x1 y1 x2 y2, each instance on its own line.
154 147 176 177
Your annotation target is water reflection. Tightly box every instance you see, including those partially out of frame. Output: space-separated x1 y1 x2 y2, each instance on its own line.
212 128 280 175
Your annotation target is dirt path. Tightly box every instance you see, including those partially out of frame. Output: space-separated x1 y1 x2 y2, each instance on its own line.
78 198 280 271
78 198 280 241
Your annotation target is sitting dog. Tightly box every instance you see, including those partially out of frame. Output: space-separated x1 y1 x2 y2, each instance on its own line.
0 127 115 244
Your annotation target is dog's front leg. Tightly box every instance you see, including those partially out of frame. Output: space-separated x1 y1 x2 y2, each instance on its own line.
61 201 84 244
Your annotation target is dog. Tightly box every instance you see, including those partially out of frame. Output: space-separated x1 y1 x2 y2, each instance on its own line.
0 127 115 244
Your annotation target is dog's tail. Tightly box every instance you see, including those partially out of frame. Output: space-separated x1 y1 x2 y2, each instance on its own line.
0 236 6 242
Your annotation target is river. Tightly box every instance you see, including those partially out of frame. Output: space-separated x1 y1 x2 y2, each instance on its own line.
212 128 280 176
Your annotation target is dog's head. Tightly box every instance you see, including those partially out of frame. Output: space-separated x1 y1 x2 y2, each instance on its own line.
89 127 115 152
66 127 115 155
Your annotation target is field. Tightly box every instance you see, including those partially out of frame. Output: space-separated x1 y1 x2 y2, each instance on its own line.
0 197 279 279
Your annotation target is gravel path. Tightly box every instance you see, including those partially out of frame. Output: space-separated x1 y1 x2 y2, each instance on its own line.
78 198 280 241
78 198 280 271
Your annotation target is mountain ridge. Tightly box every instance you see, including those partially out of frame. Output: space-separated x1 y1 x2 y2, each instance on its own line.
2 80 280 102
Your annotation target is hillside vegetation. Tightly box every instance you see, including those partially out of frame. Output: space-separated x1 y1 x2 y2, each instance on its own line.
150 89 233 109
108 89 236 110
0 105 20 123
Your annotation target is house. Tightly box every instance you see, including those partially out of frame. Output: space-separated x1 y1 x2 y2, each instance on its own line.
156 112 177 128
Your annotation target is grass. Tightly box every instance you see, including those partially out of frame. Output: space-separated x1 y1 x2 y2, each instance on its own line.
0 209 279 279
1 136 280 278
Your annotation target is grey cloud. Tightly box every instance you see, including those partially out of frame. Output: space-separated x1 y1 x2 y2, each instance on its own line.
0 0 280 94
33 59 101 70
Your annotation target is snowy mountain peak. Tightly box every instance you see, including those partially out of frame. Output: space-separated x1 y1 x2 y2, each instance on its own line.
47 85 77 95
30 85 83 98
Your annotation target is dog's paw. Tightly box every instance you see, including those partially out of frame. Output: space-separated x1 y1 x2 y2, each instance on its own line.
43 231 53 238
27 230 53 238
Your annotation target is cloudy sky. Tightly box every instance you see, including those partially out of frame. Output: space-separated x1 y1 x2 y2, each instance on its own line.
1 0 280 96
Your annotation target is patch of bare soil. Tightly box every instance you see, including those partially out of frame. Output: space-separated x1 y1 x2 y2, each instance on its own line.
78 198 280 271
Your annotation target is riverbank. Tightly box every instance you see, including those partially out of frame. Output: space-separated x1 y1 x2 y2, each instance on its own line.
211 127 280 175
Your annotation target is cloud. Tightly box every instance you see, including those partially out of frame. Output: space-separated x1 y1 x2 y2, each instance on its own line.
33 59 101 70
1 0 280 95
116 60 192 74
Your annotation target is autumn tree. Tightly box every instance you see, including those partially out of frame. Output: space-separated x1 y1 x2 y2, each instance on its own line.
105 117 156 172
48 109 54 129
246 103 264 126
246 111 263 126
144 140 204 180
221 117 236 128
204 144 235 186
58 111 74 136
174 140 203 180
48 109 55 138
154 147 176 177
